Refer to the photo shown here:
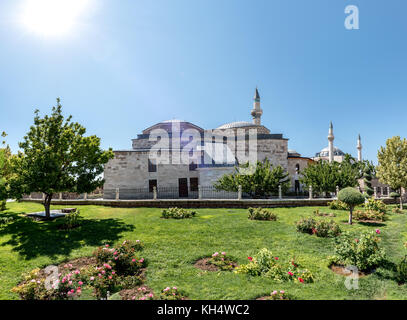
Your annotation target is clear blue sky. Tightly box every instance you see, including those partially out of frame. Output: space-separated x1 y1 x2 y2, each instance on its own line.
0 0 406 163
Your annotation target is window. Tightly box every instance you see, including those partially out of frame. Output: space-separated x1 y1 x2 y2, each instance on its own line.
189 161 197 171
148 159 157 172
149 179 157 192
190 178 198 191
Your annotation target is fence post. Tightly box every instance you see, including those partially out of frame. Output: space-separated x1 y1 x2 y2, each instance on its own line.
374 187 377 199
29 193 32 200
84 193 88 201
309 186 313 200
238 185 242 200
387 187 390 197
153 186 157 200
278 185 282 199
336 186 339 197
42 193 45 201
115 188 120 200
59 192 62 200
198 185 202 200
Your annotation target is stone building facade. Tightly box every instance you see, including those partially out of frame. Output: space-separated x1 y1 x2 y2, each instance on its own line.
103 89 309 198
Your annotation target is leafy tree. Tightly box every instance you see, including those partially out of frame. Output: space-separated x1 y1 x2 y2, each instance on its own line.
338 187 365 225
300 160 360 196
377 136 407 210
0 132 12 211
9 99 114 219
214 158 290 198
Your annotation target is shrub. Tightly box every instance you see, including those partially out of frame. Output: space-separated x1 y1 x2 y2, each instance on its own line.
363 198 387 214
354 210 386 222
331 231 386 271
314 220 341 238
160 287 187 300
86 264 119 299
338 187 365 225
161 208 197 219
94 240 145 276
11 269 49 300
248 208 277 221
390 192 400 199
207 252 236 271
58 210 82 230
328 200 349 210
392 207 404 214
0 216 14 226
396 256 407 284
296 217 340 238
234 248 314 283
313 209 335 217
295 217 316 234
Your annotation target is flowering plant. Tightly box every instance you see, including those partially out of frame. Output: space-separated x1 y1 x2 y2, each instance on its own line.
94 240 145 276
267 290 292 300
248 208 277 221
235 249 314 283
331 231 386 271
160 286 186 300
207 252 236 271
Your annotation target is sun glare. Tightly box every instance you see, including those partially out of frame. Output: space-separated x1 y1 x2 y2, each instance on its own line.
21 0 90 37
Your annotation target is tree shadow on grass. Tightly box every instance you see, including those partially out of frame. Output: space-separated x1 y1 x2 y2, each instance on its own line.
0 211 135 260
357 221 386 227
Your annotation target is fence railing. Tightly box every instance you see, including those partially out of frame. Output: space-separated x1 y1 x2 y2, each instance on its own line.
22 185 400 201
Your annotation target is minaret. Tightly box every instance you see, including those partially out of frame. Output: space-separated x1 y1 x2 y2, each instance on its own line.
357 134 362 161
328 122 334 163
251 87 263 125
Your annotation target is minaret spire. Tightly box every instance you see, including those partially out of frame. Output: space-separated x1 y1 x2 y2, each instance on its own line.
357 134 362 162
328 121 334 163
251 87 263 125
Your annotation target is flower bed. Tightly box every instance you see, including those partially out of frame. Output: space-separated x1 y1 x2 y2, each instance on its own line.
296 217 341 238
12 239 147 300
235 248 314 283
194 252 238 271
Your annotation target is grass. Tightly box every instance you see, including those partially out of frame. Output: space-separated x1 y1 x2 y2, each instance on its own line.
1 202 407 300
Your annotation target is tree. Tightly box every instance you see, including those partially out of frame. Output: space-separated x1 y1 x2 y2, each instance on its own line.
9 99 114 219
377 136 407 210
338 187 365 225
363 166 374 197
214 158 290 198
0 132 11 211
300 160 360 196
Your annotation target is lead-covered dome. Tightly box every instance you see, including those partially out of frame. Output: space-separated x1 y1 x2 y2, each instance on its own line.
315 146 345 157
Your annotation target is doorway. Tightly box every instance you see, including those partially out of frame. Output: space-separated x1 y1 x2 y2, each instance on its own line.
178 178 189 198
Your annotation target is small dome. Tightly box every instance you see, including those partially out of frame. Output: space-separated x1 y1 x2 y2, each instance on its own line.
217 121 259 129
288 149 301 157
316 146 345 157
161 119 186 123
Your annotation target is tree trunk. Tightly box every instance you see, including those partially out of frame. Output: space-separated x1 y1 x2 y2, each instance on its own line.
349 206 353 225
43 193 53 220
400 195 404 211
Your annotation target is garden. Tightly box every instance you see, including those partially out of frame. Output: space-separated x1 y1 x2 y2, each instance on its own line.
1 201 407 300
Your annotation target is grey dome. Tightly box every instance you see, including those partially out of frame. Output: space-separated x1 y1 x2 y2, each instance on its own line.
217 121 259 129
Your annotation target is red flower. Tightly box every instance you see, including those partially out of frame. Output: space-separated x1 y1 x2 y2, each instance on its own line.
274 257 279 260
288 271 294 276
312 228 317 234
355 239 359 243
248 257 253 261
298 277 304 283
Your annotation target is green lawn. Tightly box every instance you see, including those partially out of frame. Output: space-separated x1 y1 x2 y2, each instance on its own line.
1 202 407 300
